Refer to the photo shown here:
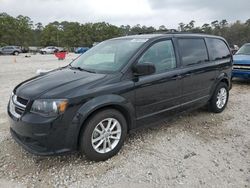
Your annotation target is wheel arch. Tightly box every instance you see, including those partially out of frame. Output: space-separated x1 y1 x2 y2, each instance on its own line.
75 94 136 148
13 51 19 55
210 72 230 98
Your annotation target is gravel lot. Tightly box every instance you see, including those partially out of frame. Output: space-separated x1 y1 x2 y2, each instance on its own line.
0 54 249 188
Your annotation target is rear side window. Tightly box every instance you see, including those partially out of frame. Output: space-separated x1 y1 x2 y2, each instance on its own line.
178 38 208 66
206 38 231 60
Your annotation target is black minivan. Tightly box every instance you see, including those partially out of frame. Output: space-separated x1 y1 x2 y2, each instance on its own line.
8 34 232 161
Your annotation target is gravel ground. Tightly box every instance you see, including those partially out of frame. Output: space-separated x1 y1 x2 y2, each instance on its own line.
0 53 249 188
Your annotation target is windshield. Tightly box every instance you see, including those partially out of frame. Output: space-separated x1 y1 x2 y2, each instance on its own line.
70 39 148 73
236 44 250 55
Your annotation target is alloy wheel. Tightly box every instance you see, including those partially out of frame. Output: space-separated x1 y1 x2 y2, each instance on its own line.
216 87 227 109
91 118 122 154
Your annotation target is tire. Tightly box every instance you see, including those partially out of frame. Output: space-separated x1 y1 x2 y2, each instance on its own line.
209 82 229 113
79 109 127 161
13 51 19 56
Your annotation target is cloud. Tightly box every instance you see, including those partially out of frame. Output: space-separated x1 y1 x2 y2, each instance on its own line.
147 0 250 20
0 0 249 28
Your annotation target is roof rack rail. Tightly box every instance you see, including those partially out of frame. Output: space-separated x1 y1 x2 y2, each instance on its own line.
138 30 207 35
138 29 179 35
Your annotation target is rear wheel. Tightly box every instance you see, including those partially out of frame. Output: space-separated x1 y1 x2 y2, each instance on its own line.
13 51 19 56
79 109 127 161
209 82 229 113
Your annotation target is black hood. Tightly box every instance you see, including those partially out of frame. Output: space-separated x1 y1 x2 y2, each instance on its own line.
15 67 107 99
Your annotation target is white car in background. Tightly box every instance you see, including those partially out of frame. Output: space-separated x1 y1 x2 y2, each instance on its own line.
39 46 59 54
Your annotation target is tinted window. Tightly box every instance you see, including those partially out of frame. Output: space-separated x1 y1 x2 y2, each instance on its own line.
206 38 230 60
138 40 176 73
178 38 208 66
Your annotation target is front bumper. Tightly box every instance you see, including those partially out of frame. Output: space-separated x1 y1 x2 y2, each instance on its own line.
232 69 250 79
8 107 81 156
10 128 72 155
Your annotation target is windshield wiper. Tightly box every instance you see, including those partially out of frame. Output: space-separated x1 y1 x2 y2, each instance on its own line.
68 65 96 73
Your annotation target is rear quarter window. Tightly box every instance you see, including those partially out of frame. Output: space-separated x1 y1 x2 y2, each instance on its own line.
206 38 231 60
178 38 209 66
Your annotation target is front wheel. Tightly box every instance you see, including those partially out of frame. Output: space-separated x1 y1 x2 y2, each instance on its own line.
209 82 229 113
79 109 127 161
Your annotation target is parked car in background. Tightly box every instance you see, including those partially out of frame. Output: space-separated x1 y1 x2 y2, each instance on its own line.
232 43 250 79
8 34 232 161
0 46 22 55
40 46 59 54
28 46 40 54
74 47 89 54
21 47 29 53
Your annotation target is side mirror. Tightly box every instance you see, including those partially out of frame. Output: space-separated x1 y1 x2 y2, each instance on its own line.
132 63 156 76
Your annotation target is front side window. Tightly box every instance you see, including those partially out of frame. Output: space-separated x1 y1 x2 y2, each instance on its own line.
178 38 208 66
206 38 231 60
71 39 147 73
138 40 176 73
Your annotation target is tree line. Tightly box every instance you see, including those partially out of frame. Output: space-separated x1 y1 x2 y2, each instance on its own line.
1 12 250 49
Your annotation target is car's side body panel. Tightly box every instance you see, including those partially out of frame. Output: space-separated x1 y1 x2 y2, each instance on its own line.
127 35 232 128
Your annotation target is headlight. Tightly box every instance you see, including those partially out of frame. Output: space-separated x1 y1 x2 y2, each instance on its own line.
31 99 68 117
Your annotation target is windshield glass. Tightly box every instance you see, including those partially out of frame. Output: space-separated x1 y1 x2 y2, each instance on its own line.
236 44 250 55
70 39 148 73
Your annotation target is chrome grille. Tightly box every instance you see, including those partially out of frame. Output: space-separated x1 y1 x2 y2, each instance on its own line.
233 64 250 71
9 94 28 118
17 96 28 106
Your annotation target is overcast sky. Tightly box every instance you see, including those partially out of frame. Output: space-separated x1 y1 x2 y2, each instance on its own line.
1 0 250 28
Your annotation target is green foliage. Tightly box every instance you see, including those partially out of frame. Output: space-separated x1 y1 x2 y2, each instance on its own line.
178 19 250 46
0 13 33 47
0 12 250 48
40 23 60 46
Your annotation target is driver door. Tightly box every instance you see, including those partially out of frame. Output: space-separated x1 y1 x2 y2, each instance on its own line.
134 39 182 125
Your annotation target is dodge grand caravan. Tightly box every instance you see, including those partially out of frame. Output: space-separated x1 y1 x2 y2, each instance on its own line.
8 34 233 161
